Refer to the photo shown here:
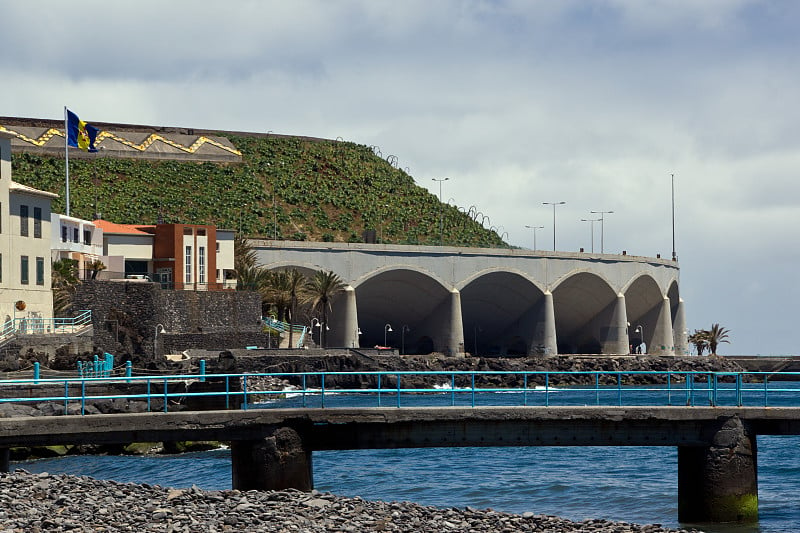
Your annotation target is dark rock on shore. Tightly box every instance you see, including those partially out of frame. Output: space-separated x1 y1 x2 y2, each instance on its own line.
0 470 702 532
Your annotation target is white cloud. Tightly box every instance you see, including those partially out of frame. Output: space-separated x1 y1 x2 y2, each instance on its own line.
4 0 799 354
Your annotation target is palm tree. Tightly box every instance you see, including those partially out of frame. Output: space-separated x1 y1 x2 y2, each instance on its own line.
284 269 307 348
51 259 80 316
688 329 710 356
707 323 731 355
302 270 345 348
87 259 106 280
233 234 258 276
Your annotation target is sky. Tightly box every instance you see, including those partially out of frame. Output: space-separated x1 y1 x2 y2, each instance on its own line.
3 0 799 355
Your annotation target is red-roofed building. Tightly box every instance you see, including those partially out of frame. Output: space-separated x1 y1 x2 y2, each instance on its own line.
92 220 235 290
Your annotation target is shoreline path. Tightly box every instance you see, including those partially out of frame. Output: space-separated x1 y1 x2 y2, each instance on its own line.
0 470 701 532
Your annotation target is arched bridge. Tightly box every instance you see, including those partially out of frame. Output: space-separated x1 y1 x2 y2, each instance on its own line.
252 241 686 356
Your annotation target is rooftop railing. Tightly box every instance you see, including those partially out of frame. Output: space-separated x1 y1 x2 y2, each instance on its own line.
1 370 800 415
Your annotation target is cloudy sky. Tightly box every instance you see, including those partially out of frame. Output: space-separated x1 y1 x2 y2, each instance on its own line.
3 0 798 355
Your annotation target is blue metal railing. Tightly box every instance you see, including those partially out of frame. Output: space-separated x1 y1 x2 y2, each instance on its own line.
77 353 115 378
1 310 92 338
262 317 308 348
1 370 800 416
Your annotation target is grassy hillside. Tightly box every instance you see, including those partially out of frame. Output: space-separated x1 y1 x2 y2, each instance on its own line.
11 134 508 247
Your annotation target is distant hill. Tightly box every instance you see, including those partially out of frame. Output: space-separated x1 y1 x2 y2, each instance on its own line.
8 123 508 247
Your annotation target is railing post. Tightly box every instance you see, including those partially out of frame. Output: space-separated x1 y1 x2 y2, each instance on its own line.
451 373 455 406
320 374 325 409
396 373 400 408
595 373 600 405
33 362 40 384
711 373 717 406
617 372 622 406
302 374 307 408
125 361 132 383
523 373 528 406
471 373 476 408
377 373 382 407
199 359 206 382
243 375 249 410
163 378 169 413
763 375 768 407
545 372 550 407
667 372 672 406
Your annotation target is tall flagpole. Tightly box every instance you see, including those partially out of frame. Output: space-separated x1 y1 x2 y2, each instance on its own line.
671 173 676 261
64 106 70 217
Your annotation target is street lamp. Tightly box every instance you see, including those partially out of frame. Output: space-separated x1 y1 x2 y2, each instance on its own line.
311 318 323 347
525 225 544 250
154 323 165 357
432 178 449 245
580 218 601 253
401 325 410 355
353 327 362 348
384 323 393 347
542 202 566 251
590 210 614 253
634 325 645 354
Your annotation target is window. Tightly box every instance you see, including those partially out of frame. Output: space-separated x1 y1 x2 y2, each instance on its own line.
73 227 79 243
197 228 206 236
185 246 192 282
83 229 91 245
20 205 29 237
36 257 44 286
199 246 206 284
20 256 29 285
61 225 68 242
0 253 3 283
33 207 42 238
216 242 220 253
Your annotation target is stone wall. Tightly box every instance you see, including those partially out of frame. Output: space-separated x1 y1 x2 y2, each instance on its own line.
73 280 266 361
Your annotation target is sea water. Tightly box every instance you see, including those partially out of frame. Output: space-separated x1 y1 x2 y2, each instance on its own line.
16 386 800 533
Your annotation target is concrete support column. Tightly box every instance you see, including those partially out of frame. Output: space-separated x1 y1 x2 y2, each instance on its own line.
605 293 630 355
340 285 360 348
673 298 688 356
543 291 557 356
231 427 313 491
650 296 674 355
678 416 758 523
446 288 465 356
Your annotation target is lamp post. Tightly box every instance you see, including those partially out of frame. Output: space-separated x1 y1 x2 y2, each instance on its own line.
635 325 645 354
154 323 165 357
401 325 410 355
311 318 322 347
590 210 613 253
353 327 362 348
542 202 565 251
580 218 601 253
525 225 544 250
432 178 449 245
384 323 393 347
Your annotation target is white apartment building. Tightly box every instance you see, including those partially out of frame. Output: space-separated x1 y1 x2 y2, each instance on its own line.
51 213 104 278
0 131 56 325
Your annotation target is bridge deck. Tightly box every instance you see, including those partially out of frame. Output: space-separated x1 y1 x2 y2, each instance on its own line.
2 406 800 449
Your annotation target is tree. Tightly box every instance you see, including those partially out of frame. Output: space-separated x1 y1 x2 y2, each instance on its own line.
283 269 307 348
51 259 80 316
87 259 106 280
707 323 731 355
302 270 345 348
688 329 710 356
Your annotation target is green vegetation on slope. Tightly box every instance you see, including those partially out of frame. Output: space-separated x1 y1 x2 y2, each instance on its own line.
11 134 507 247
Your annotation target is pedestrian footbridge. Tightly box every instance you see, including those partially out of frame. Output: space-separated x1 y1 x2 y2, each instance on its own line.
252 241 684 356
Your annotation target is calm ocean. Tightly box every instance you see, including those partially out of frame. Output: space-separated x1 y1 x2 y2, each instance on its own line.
16 387 800 533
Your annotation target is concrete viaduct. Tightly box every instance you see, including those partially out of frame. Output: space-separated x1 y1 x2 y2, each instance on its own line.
252 241 686 357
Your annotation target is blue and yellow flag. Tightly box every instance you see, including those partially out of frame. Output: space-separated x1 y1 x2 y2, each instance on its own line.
66 109 99 152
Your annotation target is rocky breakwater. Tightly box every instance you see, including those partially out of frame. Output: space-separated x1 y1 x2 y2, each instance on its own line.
1 470 701 533
221 352 747 392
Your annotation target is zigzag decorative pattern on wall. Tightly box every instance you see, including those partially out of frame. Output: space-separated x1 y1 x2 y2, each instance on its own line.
0 125 242 156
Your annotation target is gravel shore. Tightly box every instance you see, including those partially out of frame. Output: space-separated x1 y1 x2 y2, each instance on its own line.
0 470 701 533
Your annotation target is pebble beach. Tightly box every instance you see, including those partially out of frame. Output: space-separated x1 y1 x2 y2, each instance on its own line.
0 470 701 533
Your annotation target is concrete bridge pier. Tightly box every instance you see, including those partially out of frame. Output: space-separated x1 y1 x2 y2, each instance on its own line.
230 427 313 492
651 296 675 355
542 291 557 356
677 416 758 524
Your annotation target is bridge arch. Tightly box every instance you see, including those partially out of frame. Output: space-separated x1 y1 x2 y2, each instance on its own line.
552 272 617 354
460 271 546 356
337 268 452 354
